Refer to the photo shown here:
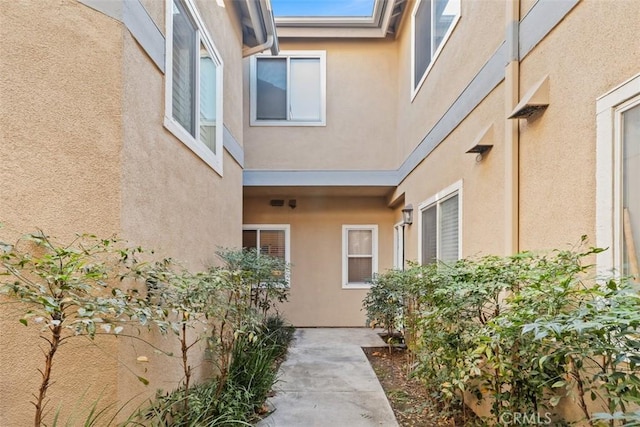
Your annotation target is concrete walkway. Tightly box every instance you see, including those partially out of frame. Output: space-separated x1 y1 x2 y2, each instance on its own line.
257 328 399 427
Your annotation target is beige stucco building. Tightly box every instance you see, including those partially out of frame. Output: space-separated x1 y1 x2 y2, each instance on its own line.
1 0 639 424
243 0 640 327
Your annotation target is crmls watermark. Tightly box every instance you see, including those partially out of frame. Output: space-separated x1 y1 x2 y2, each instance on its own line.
499 412 552 425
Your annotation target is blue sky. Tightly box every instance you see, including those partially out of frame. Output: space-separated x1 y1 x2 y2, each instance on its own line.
271 0 375 17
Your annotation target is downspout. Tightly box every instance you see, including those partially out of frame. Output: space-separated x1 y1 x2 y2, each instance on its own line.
505 0 520 254
242 0 279 57
243 35 274 57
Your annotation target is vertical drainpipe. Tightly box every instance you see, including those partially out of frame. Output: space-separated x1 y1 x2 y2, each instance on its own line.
505 0 520 255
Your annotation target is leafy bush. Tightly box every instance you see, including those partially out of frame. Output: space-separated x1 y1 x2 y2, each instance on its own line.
1 229 294 426
362 264 425 350
0 231 150 425
364 239 640 425
216 248 290 317
146 314 294 426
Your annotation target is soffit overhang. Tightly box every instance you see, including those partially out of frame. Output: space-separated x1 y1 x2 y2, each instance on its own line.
244 185 396 199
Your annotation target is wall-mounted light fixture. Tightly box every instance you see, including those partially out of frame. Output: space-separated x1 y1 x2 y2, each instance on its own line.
401 204 414 226
466 124 494 162
508 75 550 119
288 199 297 209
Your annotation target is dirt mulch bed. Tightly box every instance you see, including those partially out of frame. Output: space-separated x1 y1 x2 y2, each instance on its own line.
364 346 475 426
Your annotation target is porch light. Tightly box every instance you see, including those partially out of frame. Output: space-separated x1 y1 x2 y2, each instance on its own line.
466 124 494 162
402 204 414 226
508 75 550 119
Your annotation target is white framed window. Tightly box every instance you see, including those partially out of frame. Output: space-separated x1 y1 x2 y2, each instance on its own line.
165 0 224 175
242 225 291 265
411 0 461 99
418 181 462 265
596 74 640 281
250 51 326 126
342 225 378 289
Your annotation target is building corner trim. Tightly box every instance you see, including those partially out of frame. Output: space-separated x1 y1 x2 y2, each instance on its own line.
79 0 165 72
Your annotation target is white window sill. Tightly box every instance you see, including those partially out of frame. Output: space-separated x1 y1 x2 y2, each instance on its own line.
250 120 326 127
342 283 372 290
163 116 223 176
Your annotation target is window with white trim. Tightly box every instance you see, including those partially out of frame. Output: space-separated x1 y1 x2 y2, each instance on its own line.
419 181 462 265
242 225 291 265
250 51 326 126
411 0 461 97
342 225 378 288
596 74 640 281
165 0 223 174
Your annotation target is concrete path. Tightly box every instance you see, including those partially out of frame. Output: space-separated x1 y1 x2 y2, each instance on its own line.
257 328 399 427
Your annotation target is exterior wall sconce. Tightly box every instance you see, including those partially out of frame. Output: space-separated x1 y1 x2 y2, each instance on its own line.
402 204 414 226
466 124 494 162
508 75 550 119
288 199 297 209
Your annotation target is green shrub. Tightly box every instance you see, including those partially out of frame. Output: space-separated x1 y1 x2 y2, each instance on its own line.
0 231 150 426
365 239 640 425
145 314 294 426
1 227 295 427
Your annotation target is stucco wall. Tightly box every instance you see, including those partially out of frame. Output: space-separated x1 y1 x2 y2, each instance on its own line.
243 195 395 326
518 0 640 252
394 0 640 260
1 0 248 423
395 0 505 164
397 86 507 263
118 0 245 404
0 1 124 425
243 39 399 171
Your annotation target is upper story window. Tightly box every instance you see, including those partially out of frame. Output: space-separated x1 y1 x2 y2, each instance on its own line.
342 225 378 288
419 181 462 265
596 74 640 282
165 0 224 175
411 0 461 99
250 51 326 126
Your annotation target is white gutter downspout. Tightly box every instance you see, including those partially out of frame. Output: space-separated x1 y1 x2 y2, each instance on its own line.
242 0 279 57
243 34 274 57
505 0 520 254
